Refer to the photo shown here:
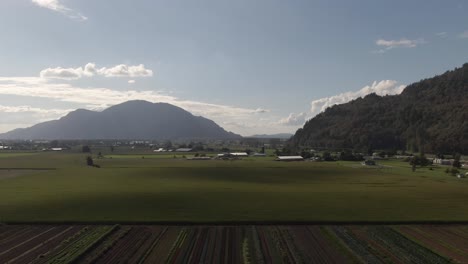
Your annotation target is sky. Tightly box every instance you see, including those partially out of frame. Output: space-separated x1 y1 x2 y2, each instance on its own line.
0 0 467 136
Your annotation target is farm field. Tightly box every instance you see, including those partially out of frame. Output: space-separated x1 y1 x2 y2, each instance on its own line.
0 152 467 223
0 224 467 263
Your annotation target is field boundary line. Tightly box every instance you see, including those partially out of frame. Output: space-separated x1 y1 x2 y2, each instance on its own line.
5 221 468 226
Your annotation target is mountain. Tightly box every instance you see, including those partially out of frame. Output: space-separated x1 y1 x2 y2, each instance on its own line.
0 100 241 140
250 133 293 139
291 63 468 154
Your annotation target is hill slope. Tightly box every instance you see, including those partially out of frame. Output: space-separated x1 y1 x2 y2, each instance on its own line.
0 100 241 140
291 63 468 154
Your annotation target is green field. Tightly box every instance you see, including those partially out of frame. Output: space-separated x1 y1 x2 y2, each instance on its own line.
0 152 467 223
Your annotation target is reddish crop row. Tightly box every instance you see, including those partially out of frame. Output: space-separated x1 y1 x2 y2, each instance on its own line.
395 225 468 263
0 225 466 263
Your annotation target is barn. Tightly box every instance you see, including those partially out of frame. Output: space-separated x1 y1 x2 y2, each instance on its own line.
276 156 304 161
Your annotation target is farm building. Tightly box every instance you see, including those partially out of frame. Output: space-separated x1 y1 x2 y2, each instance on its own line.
433 159 453 165
154 148 166 152
176 148 192 152
51 148 63 151
230 152 249 157
276 156 304 161
252 153 266 157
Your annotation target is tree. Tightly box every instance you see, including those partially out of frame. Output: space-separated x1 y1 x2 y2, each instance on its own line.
82 145 91 153
409 153 431 171
164 140 173 149
50 140 59 148
221 147 230 153
301 151 312 159
275 149 281 156
453 153 462 169
322 152 335 161
86 156 94 166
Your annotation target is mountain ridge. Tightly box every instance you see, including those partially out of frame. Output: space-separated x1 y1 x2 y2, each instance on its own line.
0 101 241 140
291 63 468 154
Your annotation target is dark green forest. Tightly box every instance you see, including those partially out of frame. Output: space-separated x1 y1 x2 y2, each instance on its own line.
291 63 468 154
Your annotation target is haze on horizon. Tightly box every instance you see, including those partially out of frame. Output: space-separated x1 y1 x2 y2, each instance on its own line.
1 0 467 136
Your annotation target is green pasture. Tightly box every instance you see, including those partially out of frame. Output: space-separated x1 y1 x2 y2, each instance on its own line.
0 152 39 158
0 152 467 223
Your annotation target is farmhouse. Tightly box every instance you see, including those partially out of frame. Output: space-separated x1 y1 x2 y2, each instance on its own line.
276 156 304 161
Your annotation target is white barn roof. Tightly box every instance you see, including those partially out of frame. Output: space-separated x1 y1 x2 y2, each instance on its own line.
276 156 304 161
230 152 249 156
176 148 192 152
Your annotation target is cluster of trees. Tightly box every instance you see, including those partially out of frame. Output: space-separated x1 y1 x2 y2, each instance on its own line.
291 63 468 155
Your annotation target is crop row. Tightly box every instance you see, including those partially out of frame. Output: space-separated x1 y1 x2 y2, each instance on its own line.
395 225 468 263
1 225 467 263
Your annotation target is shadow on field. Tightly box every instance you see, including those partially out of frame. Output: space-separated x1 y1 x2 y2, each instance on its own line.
140 166 354 185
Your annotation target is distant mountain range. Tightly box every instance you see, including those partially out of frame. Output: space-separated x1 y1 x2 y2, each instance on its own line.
291 63 468 154
250 133 293 139
0 100 241 140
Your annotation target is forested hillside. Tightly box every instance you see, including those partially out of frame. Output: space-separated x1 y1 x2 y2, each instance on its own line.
291 63 468 154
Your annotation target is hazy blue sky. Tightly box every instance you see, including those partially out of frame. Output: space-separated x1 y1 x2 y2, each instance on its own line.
0 0 467 135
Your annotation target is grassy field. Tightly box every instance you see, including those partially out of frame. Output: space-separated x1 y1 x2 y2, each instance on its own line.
0 151 467 223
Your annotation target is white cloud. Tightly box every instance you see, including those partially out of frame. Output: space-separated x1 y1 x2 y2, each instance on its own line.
39 63 153 80
374 38 425 53
97 64 153 77
459 31 468 39
253 108 269 113
83 63 98 76
310 80 405 116
128 80 136 84
0 105 72 115
32 0 87 21
278 112 306 126
40 66 84 80
0 104 74 132
436 32 447 38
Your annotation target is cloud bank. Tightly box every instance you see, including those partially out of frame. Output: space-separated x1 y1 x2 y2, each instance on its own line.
310 80 406 116
375 38 425 53
279 112 306 126
32 0 87 21
39 63 153 80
